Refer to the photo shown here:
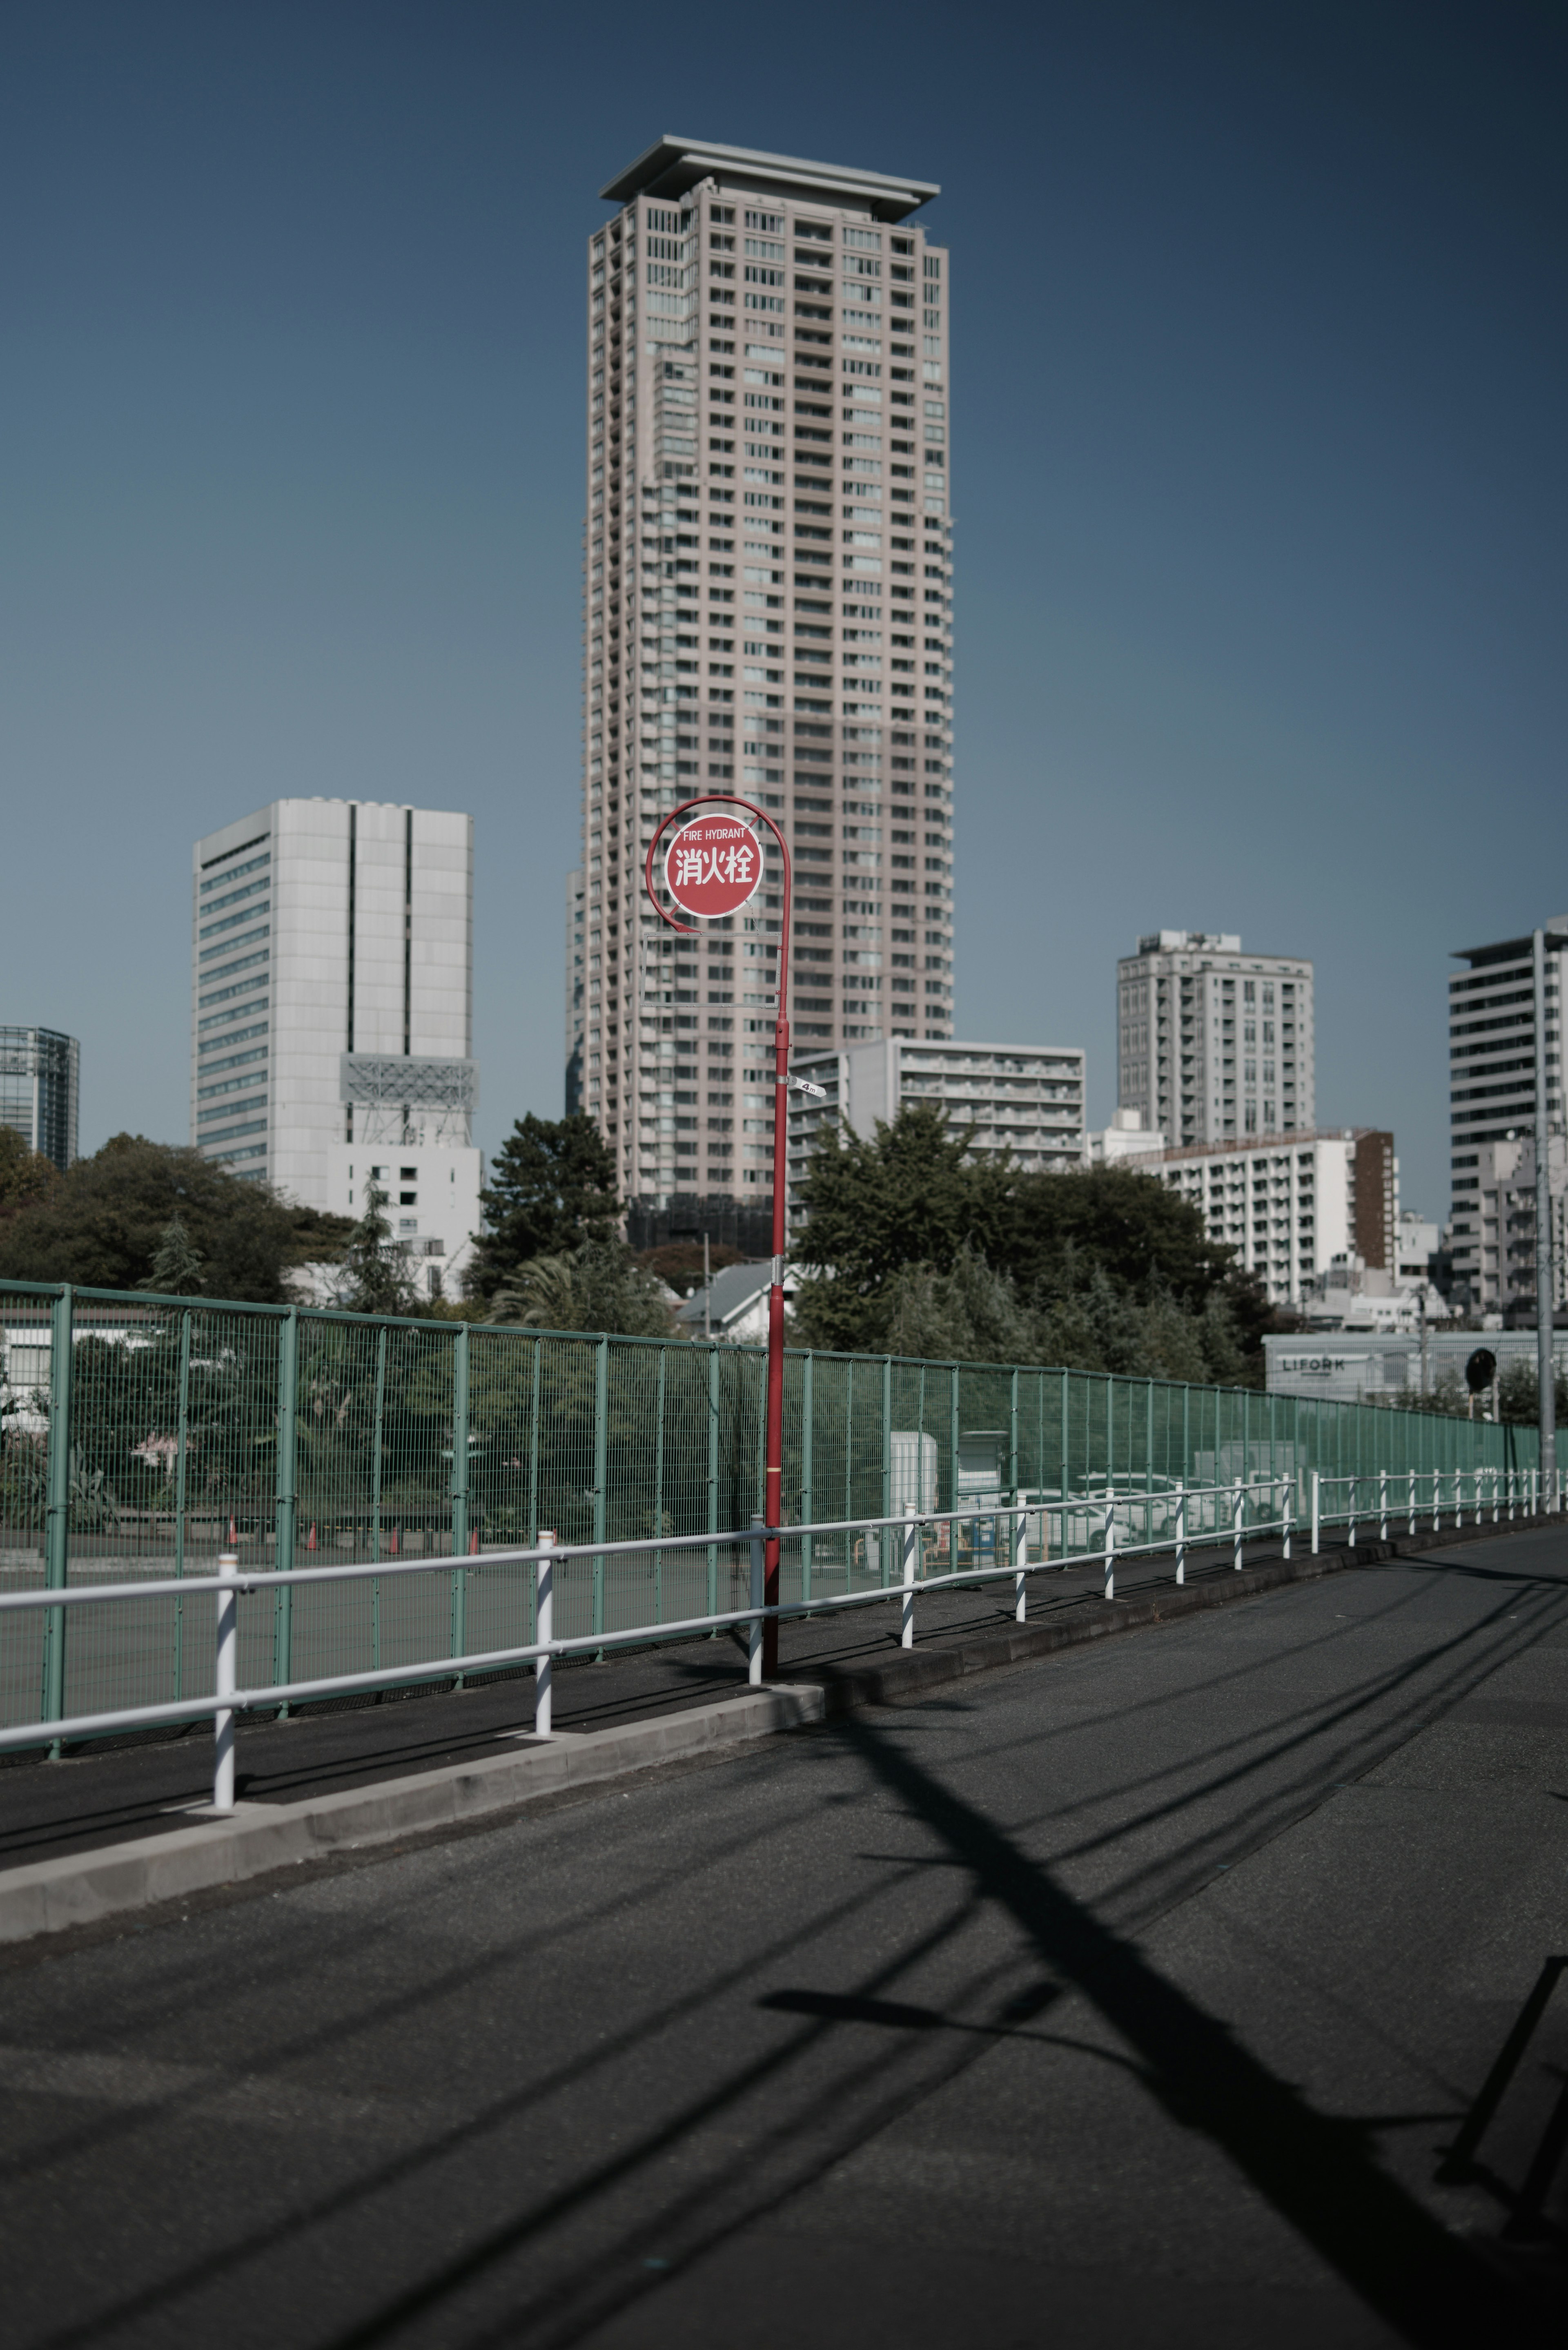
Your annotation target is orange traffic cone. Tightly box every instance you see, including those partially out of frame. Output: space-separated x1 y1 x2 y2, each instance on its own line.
469 1529 479 1556
305 1523 317 1551
390 1526 400 1556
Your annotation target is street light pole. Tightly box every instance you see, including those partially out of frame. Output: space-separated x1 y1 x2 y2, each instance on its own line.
646 793 793 1675
1533 929 1559 1508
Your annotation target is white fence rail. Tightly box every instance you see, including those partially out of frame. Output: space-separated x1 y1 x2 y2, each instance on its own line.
0 1465 1550 1811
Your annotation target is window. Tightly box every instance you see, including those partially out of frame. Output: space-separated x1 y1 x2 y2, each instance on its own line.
843 227 882 252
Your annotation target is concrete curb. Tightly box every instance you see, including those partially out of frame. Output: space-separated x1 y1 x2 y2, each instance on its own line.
0 1683 825 1946
0 1512 1548 1946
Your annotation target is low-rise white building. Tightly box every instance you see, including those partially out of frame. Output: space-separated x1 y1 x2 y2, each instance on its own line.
1265 1326 1566 1405
786 1036 1086 1225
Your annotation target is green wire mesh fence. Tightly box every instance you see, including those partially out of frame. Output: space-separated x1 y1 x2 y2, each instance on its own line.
0 1280 1536 1741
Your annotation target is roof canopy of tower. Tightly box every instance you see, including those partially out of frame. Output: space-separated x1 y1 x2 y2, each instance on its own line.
599 134 939 221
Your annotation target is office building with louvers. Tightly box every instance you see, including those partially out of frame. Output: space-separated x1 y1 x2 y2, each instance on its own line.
577 135 953 1208
1117 932 1315 1148
191 799 481 1293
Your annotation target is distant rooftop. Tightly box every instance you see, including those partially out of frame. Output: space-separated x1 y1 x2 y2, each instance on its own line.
600 135 939 222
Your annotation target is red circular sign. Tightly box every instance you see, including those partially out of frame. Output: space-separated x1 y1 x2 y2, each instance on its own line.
662 815 764 919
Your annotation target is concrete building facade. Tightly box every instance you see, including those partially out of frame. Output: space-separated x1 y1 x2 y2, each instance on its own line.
578 135 953 1212
1449 1132 1568 1327
1448 923 1566 1313
1117 932 1315 1149
0 1026 78 1172
787 1036 1085 1224
1116 1127 1395 1307
191 800 479 1287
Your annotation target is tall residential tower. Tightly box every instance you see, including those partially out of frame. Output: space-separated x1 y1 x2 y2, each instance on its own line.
1117 932 1315 1148
579 136 953 1209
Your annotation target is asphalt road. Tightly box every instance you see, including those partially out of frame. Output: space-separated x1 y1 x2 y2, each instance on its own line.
2 1525 1566 2349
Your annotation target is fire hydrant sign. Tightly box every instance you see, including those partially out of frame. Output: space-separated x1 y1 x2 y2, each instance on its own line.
662 815 764 919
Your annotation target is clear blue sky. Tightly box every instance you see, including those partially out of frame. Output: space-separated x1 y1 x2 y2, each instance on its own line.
2 0 1563 1215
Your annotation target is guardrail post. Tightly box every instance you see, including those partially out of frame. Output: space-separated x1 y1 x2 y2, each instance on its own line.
901 1503 918 1649
1491 1467 1499 1524
1233 1477 1243 1572
748 1513 765 1686
534 1531 555 1735
213 1550 238 1811
273 1307 298 1710
41 1285 74 1755
1311 1470 1320 1555
1281 1477 1292 1561
1379 1468 1388 1544
1347 1476 1357 1549
450 1323 470 1686
1408 1468 1416 1538
1012 1500 1027 1625
1103 1493 1115 1602
1175 1481 1187 1584
1509 1468 1517 1521
1432 1470 1441 1535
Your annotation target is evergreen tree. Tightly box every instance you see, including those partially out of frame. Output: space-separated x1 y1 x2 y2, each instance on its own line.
336 1185 416 1316
136 1215 206 1296
466 1115 620 1301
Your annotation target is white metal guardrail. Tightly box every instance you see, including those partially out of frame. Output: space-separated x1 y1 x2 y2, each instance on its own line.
0 1466 1551 1812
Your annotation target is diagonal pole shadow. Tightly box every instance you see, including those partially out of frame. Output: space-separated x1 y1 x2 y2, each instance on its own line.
838 1712 1551 2350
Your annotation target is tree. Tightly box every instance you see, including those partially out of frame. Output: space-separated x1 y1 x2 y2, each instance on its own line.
334 1185 417 1316
0 1126 59 1222
466 1115 620 1301
0 1135 310 1302
137 1215 206 1295
486 1241 672 1336
790 1101 1269 1377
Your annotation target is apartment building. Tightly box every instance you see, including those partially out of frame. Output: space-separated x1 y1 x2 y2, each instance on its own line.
1448 922 1566 1312
1449 1132 1567 1325
191 799 480 1292
1117 932 1314 1148
578 135 953 1210
787 1037 1085 1225
1117 1127 1395 1306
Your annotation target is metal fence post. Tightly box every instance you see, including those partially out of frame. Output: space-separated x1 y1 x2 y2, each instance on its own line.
1347 1475 1357 1549
534 1530 555 1735
272 1307 299 1708
1013 1499 1027 1625
1379 1468 1388 1544
1233 1477 1244 1572
1311 1470 1321 1555
1432 1469 1441 1535
1408 1467 1416 1538
800 1351 814 1608
172 1307 192 1702
41 1285 74 1750
901 1503 918 1649
749 1513 765 1686
213 1550 238 1811
450 1323 470 1683
592 1333 609 1644
1103 1493 1116 1602
1175 1481 1187 1584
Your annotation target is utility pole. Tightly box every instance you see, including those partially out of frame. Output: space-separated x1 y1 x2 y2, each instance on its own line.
1534 930 1559 1507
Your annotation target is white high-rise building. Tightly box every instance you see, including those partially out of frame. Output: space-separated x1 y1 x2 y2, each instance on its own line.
1115 1126 1396 1307
1117 932 1315 1148
579 136 953 1212
191 798 481 1293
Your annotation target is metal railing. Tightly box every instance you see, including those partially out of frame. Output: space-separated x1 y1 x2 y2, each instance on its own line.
0 1278 1539 1749
0 1462 1549 1813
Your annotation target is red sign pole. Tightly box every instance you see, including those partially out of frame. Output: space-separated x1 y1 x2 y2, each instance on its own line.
645 795 791 1680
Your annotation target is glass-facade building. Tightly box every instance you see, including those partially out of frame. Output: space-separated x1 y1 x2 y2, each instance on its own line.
0 1026 79 1172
